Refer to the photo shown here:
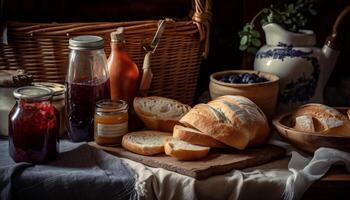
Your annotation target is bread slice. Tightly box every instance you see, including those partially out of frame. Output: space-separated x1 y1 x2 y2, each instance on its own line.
133 96 191 132
164 138 210 160
122 131 172 156
173 125 226 148
294 115 315 132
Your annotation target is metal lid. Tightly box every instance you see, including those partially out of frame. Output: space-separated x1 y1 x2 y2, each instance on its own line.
32 82 65 96
96 99 128 115
13 86 53 101
69 35 104 50
110 27 125 43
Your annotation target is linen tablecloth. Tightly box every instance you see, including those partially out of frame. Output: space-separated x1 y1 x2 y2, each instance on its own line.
0 139 137 200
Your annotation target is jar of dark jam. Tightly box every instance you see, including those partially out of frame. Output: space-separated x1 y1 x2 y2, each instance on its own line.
66 35 110 142
9 86 59 163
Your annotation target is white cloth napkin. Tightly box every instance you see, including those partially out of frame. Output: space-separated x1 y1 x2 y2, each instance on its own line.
283 147 350 200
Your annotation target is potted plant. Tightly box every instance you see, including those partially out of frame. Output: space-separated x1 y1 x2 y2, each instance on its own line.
238 0 317 54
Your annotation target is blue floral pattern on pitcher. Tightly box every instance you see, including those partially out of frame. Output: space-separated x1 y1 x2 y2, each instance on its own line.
256 42 320 104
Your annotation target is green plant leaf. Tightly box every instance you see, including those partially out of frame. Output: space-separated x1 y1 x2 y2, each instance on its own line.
243 23 254 31
240 35 248 45
251 30 260 38
252 38 261 47
239 44 248 51
247 47 258 54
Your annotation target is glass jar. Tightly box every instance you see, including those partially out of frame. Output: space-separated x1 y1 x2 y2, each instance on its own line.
9 86 59 163
66 35 110 142
94 99 128 146
33 82 66 137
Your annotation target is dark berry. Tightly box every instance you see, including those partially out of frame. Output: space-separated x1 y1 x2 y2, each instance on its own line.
220 76 229 83
251 73 259 80
242 73 252 83
232 76 242 83
247 79 255 83
256 77 268 83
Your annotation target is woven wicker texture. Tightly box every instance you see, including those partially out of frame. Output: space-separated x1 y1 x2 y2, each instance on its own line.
0 0 211 105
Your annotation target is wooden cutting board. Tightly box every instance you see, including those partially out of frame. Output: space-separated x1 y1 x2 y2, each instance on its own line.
89 142 285 179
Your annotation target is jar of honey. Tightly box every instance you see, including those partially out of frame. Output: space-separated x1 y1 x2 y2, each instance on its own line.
94 99 128 145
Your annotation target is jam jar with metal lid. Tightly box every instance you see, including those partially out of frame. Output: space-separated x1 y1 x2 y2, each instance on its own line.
9 86 59 163
33 82 66 137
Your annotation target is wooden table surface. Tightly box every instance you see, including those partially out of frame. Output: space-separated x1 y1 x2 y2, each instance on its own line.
304 165 350 199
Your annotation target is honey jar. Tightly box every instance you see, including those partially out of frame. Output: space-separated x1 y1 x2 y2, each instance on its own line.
94 99 128 145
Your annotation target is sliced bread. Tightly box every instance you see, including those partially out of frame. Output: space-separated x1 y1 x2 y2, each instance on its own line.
122 131 172 156
133 96 191 132
292 103 350 136
294 115 315 132
164 138 210 161
173 125 226 148
180 95 270 150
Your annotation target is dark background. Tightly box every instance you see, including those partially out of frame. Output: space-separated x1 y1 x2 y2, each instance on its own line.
1 0 350 105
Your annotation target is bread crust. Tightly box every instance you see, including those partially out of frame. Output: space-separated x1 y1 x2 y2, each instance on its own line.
173 125 226 148
122 131 172 156
180 104 250 150
133 96 191 132
180 96 270 149
164 138 210 161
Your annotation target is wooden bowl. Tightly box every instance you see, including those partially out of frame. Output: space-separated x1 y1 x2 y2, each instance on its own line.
273 108 350 154
209 70 279 118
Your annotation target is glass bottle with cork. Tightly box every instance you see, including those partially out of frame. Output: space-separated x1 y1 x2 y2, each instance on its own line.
108 27 139 105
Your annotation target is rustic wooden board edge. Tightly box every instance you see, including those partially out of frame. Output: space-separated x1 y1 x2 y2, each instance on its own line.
89 142 286 179
194 145 286 179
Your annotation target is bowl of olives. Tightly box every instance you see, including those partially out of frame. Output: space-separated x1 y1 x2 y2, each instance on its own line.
209 70 279 118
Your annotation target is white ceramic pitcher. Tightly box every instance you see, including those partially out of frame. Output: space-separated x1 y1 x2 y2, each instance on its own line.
254 6 350 113
254 23 340 112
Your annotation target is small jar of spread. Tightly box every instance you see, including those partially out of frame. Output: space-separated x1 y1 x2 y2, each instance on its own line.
94 99 128 146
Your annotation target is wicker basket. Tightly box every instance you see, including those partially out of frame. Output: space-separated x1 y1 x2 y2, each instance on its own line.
0 0 211 105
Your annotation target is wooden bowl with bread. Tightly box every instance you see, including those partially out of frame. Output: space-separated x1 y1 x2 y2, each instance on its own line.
273 104 350 153
209 70 279 119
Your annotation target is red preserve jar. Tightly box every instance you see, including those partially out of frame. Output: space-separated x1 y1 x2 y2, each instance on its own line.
8 86 59 163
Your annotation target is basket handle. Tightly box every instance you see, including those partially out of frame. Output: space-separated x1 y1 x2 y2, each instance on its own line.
192 0 212 58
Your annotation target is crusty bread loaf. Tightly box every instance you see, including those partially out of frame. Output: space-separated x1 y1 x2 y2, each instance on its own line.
133 96 191 132
173 125 226 148
292 104 350 136
164 138 210 160
180 95 270 150
122 131 172 155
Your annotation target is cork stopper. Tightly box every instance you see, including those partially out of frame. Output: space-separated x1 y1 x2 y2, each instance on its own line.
110 27 125 42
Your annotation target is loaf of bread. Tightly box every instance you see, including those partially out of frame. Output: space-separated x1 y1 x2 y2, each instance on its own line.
164 138 210 160
122 131 172 155
291 104 350 136
179 95 270 150
133 96 191 132
173 125 226 148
